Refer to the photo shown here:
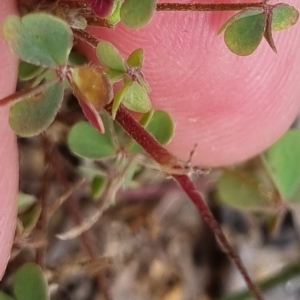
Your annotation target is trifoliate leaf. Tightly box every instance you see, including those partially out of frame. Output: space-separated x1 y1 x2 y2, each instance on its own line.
2 13 72 68
272 4 299 31
68 121 116 159
13 263 48 300
9 81 64 137
221 9 266 56
262 130 300 198
120 0 157 28
96 41 126 72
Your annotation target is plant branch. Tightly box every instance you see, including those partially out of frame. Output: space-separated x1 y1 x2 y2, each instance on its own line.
47 139 112 300
219 259 300 300
24 0 264 14
106 103 264 300
35 135 52 267
156 2 263 11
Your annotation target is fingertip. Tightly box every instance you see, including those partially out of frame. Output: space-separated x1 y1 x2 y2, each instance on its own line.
0 0 19 279
80 0 300 167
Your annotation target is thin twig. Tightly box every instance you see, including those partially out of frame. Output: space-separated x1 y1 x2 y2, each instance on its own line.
219 259 300 300
29 0 264 12
156 2 263 11
47 138 112 300
107 103 265 300
35 135 52 267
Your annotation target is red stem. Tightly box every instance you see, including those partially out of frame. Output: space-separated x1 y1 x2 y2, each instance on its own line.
107 103 264 300
32 0 263 12
156 2 263 11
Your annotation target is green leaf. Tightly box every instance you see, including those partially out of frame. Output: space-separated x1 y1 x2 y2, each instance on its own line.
222 9 266 56
130 110 174 152
68 121 116 159
17 192 37 214
112 79 132 119
2 13 73 68
139 109 154 127
68 50 89 66
105 69 125 82
13 263 48 300
216 169 271 210
107 0 123 25
137 76 151 93
120 0 157 28
0 292 15 300
122 81 152 113
272 4 299 31
146 110 174 144
9 81 64 137
18 61 44 81
262 130 300 198
19 203 42 233
91 175 107 198
264 14 277 53
96 41 126 72
127 48 144 69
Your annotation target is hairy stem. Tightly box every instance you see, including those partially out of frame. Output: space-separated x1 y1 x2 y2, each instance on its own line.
156 2 263 11
106 103 264 300
27 0 264 13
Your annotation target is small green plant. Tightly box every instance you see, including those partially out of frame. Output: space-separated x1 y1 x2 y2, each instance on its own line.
1 0 300 299
0 263 48 300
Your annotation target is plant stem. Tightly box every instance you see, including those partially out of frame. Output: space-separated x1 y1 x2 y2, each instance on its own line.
48 140 112 300
106 103 264 300
156 2 263 11
33 0 264 13
35 136 52 267
219 259 300 300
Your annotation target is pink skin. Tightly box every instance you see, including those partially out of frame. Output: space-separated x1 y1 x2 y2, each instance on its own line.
0 0 19 279
83 0 300 166
0 0 299 279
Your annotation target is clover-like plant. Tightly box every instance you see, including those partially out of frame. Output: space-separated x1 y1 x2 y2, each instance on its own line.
1 0 300 299
1 12 159 136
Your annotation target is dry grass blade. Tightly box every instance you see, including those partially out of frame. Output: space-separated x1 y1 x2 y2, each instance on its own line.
56 204 107 240
48 178 86 220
